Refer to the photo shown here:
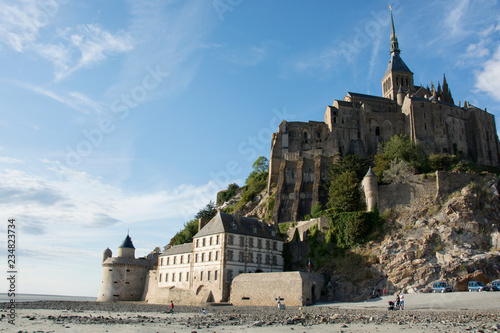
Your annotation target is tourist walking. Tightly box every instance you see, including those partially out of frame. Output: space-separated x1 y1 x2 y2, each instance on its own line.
277 296 281 310
169 301 174 314
399 292 404 310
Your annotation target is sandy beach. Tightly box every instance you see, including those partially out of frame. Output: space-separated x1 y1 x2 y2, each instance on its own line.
1 292 499 332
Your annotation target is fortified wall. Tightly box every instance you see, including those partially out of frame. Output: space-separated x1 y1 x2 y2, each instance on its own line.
366 171 487 212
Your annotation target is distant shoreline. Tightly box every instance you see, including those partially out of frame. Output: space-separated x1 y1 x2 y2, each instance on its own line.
0 293 96 303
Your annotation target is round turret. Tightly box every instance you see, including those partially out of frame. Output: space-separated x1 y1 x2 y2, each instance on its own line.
118 234 136 258
397 86 404 106
362 167 378 211
102 247 112 262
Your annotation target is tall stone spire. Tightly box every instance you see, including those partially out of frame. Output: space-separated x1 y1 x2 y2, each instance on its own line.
390 7 400 55
381 7 414 101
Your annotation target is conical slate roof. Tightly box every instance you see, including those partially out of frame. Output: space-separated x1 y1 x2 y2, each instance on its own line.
119 234 135 249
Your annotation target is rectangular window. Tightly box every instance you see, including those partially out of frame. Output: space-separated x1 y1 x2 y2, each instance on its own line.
273 256 277 265
227 270 233 282
228 250 233 261
238 251 244 262
257 254 262 264
210 237 213 245
208 271 211 281
265 255 270 265
165 273 168 282
208 252 212 261
273 241 277 251
187 254 190 263
202 238 206 247
200 271 203 281
249 238 254 247
173 256 176 265
201 253 205 262
239 236 244 247
215 251 219 260
167 257 170 265
195 253 198 263
215 270 218 281
160 258 163 266
180 255 183 264
186 272 189 281
248 252 253 263
159 273 162 282
257 239 262 249
266 240 270 250
196 239 199 247
172 273 175 282
216 235 220 244
228 235 233 245
179 272 182 281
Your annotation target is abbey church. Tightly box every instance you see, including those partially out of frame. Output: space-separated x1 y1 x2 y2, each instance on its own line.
268 11 500 222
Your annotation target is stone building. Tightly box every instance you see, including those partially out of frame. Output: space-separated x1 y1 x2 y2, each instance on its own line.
153 211 284 303
269 10 500 222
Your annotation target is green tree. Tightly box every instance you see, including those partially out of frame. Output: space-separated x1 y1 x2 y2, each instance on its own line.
327 170 363 212
195 200 217 221
373 134 428 180
252 156 269 174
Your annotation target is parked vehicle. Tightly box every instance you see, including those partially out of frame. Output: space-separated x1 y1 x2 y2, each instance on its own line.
491 280 500 291
468 281 490 292
432 281 452 293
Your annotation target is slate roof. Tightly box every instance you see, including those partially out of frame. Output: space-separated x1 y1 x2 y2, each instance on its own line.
347 92 393 104
160 243 193 256
384 53 413 76
194 211 281 240
119 234 135 249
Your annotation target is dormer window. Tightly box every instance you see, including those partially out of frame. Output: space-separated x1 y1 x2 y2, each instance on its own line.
232 222 237 230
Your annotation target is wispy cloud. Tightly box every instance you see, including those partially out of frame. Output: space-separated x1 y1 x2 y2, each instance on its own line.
0 159 221 233
0 0 59 52
36 24 134 81
0 1 133 81
15 82 104 115
444 0 470 36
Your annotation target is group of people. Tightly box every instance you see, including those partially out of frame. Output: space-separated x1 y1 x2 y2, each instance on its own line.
388 292 405 310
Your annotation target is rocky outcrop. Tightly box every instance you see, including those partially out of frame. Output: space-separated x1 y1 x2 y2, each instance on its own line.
326 176 500 301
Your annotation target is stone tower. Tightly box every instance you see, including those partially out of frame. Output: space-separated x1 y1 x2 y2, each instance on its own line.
97 234 149 302
362 167 378 212
381 8 414 101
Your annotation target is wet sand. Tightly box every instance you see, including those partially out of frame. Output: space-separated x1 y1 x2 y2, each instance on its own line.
1 292 499 332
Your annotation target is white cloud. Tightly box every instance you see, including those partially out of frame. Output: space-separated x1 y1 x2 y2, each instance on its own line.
475 45 500 101
0 156 23 164
39 24 134 80
0 0 63 52
444 0 469 36
0 160 220 233
16 82 104 115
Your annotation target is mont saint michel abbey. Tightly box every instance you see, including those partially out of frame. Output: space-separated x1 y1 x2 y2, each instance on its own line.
98 11 500 306
268 11 500 222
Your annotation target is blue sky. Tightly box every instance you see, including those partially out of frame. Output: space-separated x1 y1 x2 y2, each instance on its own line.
0 0 499 297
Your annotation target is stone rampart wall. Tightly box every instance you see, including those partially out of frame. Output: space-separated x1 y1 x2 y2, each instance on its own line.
230 272 324 306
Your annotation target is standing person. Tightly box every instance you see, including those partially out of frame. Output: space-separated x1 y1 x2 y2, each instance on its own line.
399 292 404 310
383 288 386 296
277 296 281 309
169 300 174 314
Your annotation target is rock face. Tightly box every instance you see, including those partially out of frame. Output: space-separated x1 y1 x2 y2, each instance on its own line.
327 176 500 301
